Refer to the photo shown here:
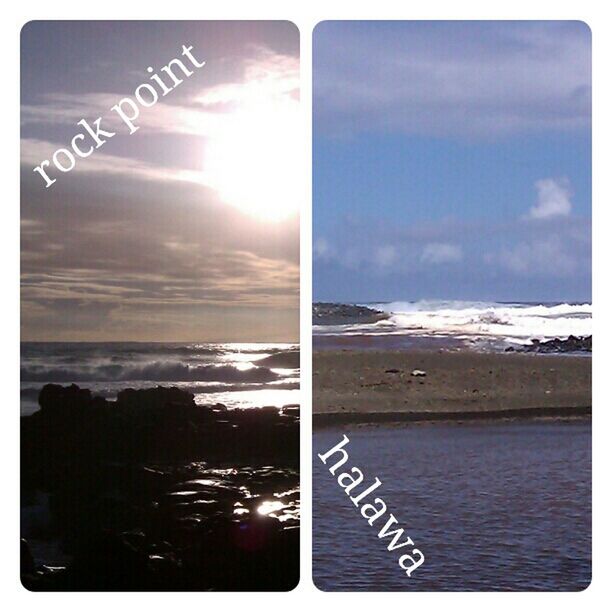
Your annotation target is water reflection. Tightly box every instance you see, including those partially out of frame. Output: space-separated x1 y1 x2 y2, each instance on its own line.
314 421 591 591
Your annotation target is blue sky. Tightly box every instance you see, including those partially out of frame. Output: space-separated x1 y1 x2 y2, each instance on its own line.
313 21 591 303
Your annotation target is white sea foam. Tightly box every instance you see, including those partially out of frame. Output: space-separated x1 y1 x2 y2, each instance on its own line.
20 361 282 383
20 342 300 415
315 300 591 345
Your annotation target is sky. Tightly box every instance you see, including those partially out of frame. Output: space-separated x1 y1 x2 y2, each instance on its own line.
313 21 591 303
21 21 300 342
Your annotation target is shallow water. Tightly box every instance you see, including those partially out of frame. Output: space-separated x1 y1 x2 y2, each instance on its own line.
313 421 591 591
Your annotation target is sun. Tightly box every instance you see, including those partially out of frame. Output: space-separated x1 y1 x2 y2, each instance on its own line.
201 97 300 222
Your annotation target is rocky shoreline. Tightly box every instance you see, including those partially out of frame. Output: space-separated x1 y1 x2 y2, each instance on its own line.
313 302 388 326
506 335 592 354
21 385 299 591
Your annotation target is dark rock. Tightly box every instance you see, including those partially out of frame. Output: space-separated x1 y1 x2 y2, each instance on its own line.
116 386 195 411
38 384 92 419
20 538 35 574
514 335 592 354
281 405 300 417
21 383 299 590
313 302 389 325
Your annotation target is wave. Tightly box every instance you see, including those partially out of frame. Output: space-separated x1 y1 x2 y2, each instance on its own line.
20 361 281 384
20 342 298 361
371 300 591 317
256 351 300 369
317 300 591 344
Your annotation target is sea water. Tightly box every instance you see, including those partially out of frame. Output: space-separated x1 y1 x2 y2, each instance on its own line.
313 421 591 591
313 300 592 351
21 342 300 415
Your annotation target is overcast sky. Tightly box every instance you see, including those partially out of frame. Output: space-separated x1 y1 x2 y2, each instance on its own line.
313 21 591 303
21 21 299 342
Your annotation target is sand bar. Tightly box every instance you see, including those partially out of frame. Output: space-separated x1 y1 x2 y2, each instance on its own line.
313 350 591 425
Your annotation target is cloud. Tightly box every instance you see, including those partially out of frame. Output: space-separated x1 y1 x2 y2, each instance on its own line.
20 27 300 341
314 21 590 139
528 178 572 219
314 213 590 301
20 168 299 341
373 245 398 269
494 236 578 277
21 93 225 143
21 138 202 186
22 49 299 140
21 47 300 221
314 238 333 259
420 242 463 265
195 47 299 108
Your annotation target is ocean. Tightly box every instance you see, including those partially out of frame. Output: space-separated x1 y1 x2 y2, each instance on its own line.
21 342 300 416
314 300 592 351
312 299 592 590
314 422 591 591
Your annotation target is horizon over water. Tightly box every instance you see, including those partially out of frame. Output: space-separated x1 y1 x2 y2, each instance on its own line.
20 341 300 416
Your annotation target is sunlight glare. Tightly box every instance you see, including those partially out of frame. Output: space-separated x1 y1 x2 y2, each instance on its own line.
200 79 300 222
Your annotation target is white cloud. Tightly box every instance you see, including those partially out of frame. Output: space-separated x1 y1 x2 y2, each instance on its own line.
21 48 300 222
528 178 572 219
314 238 332 259
21 138 203 186
421 242 463 264
374 245 398 268
494 236 577 277
21 49 298 141
195 48 299 108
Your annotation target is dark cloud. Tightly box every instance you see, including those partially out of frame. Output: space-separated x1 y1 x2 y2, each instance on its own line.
314 21 591 139
21 23 300 341
21 164 298 341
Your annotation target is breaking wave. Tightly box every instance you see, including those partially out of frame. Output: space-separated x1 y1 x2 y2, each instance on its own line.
20 361 281 384
20 342 300 416
315 300 591 345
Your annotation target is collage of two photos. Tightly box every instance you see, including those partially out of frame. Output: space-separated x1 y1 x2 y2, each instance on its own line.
20 19 592 592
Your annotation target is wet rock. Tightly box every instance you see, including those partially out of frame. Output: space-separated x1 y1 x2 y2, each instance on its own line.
21 383 300 590
515 335 592 354
282 405 300 417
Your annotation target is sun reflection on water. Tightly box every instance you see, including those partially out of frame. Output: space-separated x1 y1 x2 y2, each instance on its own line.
257 500 286 516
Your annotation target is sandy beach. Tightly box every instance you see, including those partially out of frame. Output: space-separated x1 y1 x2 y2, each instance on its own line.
313 350 591 424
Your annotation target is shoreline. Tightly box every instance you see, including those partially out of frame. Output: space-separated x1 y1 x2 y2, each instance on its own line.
314 405 591 427
21 384 300 590
313 349 591 427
